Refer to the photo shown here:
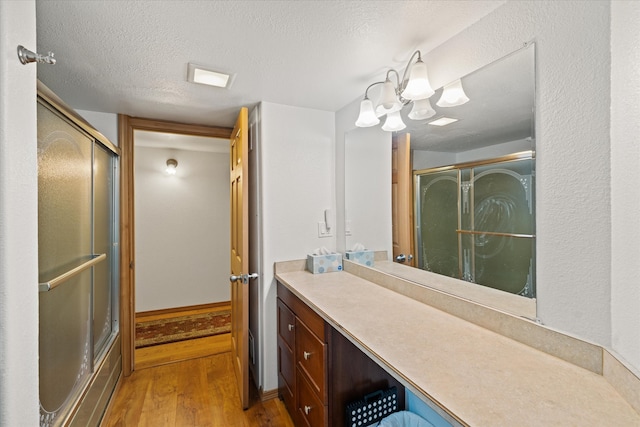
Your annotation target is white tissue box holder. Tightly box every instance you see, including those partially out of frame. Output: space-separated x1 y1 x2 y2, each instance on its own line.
307 253 343 274
344 250 375 267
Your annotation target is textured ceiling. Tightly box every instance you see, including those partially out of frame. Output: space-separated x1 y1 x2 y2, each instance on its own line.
35 0 505 129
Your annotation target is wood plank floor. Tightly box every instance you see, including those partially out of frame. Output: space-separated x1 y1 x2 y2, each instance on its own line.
101 335 294 427
135 333 232 370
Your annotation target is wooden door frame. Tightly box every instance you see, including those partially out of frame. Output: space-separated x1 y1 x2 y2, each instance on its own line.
392 133 415 267
118 115 232 376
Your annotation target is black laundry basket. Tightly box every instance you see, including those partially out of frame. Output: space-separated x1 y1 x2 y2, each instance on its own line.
345 386 399 427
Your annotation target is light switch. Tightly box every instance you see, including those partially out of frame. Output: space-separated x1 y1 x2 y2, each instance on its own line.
318 221 332 238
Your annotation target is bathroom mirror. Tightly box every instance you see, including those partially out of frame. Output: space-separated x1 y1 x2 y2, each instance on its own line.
344 43 536 317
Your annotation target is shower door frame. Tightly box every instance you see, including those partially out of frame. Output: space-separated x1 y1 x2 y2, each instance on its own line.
37 81 122 427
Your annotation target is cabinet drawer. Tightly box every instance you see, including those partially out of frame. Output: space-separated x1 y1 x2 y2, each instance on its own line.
296 318 327 400
297 367 327 427
278 281 325 338
277 298 295 350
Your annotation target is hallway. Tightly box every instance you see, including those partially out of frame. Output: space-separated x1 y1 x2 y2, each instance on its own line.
101 337 293 427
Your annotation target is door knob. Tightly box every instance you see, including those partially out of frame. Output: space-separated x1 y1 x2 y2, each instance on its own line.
242 273 258 284
395 254 413 263
230 273 258 283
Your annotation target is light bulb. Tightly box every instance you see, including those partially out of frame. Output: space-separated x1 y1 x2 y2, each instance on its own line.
408 98 436 120
381 110 406 132
401 59 434 100
436 79 470 107
166 159 178 175
355 98 380 127
379 79 398 109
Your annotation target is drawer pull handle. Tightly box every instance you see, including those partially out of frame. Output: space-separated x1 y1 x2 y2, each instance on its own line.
303 351 312 360
304 405 312 415
288 323 294 331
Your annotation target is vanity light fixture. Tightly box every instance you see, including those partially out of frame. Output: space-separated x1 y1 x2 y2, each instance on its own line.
436 79 470 107
187 63 234 88
355 50 435 131
355 50 469 131
166 158 178 175
356 50 435 132
428 117 459 127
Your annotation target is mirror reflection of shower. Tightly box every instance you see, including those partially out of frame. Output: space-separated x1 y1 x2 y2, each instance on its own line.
416 153 535 298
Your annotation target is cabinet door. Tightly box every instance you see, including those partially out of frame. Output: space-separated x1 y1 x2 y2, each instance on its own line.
278 298 296 350
277 299 296 417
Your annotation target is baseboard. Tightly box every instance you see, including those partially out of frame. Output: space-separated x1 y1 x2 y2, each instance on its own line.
136 301 231 319
260 387 280 402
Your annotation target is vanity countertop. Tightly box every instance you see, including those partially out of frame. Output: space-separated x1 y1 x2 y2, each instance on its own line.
275 268 640 426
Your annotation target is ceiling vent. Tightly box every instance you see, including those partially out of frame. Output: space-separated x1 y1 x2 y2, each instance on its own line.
187 63 235 89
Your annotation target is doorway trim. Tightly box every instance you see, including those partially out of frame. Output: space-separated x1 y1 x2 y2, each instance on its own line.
118 115 232 376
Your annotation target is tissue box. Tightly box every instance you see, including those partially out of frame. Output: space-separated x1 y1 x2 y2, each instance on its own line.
344 250 375 267
307 253 343 274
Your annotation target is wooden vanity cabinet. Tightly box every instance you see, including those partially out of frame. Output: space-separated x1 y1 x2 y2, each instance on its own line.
277 281 329 426
278 280 406 427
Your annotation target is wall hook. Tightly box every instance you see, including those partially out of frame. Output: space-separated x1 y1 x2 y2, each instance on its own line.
17 45 56 65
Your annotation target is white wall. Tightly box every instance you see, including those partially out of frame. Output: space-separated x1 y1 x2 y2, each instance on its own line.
76 109 118 146
455 138 532 164
428 0 613 351
412 138 533 171
338 1 628 365
0 1 39 424
610 0 640 370
412 150 457 172
336 89 362 254
344 126 392 253
259 102 335 392
134 146 230 312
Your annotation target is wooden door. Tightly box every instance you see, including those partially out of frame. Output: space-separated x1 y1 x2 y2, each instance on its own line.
230 107 250 409
392 133 415 266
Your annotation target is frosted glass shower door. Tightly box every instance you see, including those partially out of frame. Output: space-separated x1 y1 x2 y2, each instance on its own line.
416 169 459 277
38 103 94 426
466 159 535 296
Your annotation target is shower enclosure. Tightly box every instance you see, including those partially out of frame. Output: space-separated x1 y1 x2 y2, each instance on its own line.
415 152 535 297
37 83 121 427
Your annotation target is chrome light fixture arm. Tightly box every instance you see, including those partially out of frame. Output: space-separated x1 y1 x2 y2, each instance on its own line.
385 69 402 90
355 49 438 129
359 50 422 102
363 81 385 100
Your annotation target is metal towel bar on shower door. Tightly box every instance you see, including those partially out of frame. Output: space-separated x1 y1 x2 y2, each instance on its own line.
38 253 107 292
